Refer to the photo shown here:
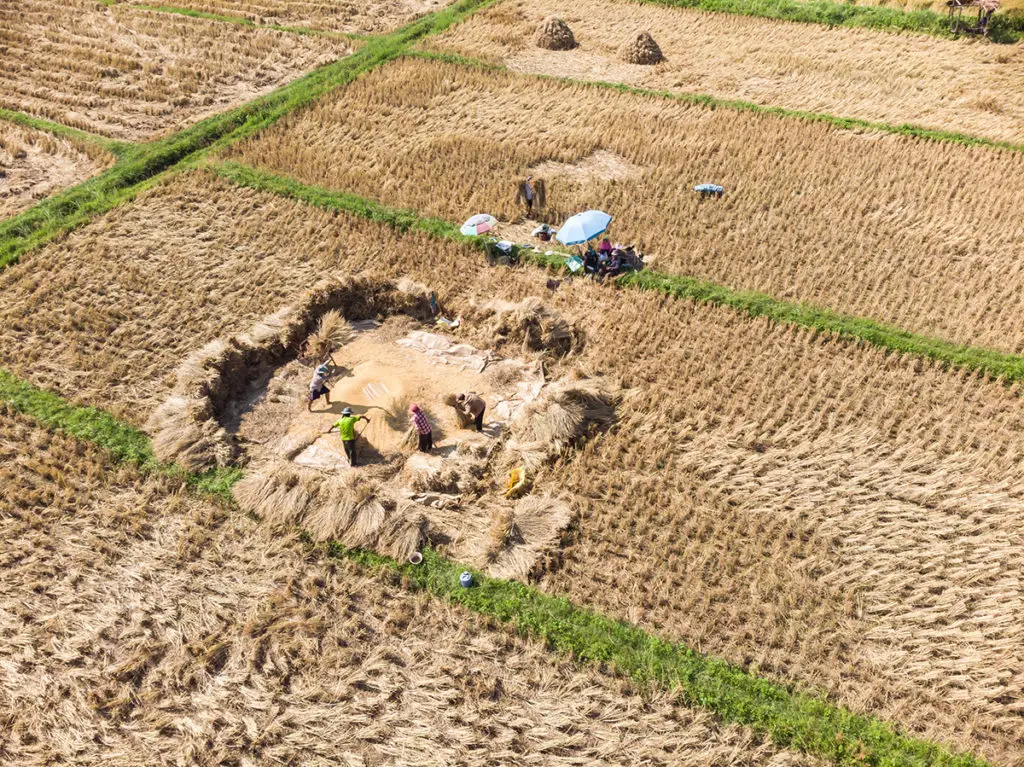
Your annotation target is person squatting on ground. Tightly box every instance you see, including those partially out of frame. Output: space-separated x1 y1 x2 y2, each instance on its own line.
456 392 486 432
307 361 331 412
328 407 368 466
409 403 433 453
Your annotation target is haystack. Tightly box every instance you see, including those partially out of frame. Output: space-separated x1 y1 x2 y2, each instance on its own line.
505 377 617 470
306 310 353 363
485 495 573 581
619 31 663 65
464 297 582 358
534 16 577 50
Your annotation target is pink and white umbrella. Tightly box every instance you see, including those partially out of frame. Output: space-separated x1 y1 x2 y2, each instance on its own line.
460 213 498 236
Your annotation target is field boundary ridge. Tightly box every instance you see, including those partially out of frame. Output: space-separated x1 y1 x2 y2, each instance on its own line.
0 109 130 156
0 366 992 767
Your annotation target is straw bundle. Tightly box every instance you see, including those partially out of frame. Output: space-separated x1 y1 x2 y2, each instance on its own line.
619 31 663 65
466 297 582 358
486 495 574 581
534 16 576 50
305 310 353 363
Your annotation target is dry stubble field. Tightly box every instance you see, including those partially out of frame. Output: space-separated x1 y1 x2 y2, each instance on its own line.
425 0 1024 143
0 0 346 141
0 410 824 766
226 58 1024 354
0 170 1021 761
0 121 113 219
125 0 454 34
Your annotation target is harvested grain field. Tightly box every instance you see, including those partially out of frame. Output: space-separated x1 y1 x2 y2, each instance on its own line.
424 0 1024 143
0 0 346 141
0 172 482 426
2 170 1023 761
125 0 453 34
0 122 112 220
225 57 1024 354
0 410 823 766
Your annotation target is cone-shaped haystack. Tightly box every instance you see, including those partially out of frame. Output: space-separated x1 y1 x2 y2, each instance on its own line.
619 31 663 64
534 16 577 50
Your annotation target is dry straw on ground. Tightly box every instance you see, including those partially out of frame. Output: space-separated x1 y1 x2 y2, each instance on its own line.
0 0 345 140
228 57 1024 353
0 410 824 766
126 0 454 34
424 0 1024 143
534 15 577 49
3 170 1023 759
0 121 112 219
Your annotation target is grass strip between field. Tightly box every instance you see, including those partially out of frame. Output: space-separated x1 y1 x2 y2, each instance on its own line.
0 0 498 271
129 3 368 40
0 109 130 156
0 366 990 766
631 0 1023 42
412 50 1024 156
210 160 1024 386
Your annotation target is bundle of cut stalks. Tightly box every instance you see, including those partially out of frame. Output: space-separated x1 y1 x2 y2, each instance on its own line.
506 377 616 470
465 297 582 358
485 495 573 581
534 16 576 50
233 458 425 561
619 31 663 65
305 310 353 363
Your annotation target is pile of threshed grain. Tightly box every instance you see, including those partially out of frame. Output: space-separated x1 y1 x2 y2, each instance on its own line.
463 296 583 358
534 16 577 50
146 276 433 472
619 31 664 65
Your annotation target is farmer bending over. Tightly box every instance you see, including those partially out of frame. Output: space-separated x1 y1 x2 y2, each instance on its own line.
327 407 368 466
307 361 332 412
456 392 486 433
409 403 433 453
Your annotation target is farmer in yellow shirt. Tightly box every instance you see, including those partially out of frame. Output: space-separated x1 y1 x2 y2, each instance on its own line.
327 407 369 466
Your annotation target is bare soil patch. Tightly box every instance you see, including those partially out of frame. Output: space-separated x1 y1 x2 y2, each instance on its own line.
0 0 346 141
228 57 1024 353
126 0 454 34
0 121 112 219
425 0 1024 143
0 410 823 766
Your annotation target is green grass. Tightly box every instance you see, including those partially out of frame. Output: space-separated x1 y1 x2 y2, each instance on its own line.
0 108 129 156
0 0 497 271
0 365 990 766
0 367 240 497
413 50 1024 157
209 160 1024 387
637 0 1023 42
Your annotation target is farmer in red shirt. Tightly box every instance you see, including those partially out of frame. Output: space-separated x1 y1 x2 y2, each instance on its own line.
409 403 433 453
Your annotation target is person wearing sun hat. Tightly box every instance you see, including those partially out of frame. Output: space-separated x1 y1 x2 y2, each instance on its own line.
409 403 433 453
327 407 368 466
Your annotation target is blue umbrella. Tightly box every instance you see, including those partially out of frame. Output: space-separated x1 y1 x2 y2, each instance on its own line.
555 210 612 246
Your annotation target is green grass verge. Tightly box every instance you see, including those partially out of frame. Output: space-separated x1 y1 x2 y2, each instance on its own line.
0 108 129 156
0 367 240 497
210 160 1024 386
0 365 990 766
0 0 497 271
636 0 1022 42
413 50 1024 157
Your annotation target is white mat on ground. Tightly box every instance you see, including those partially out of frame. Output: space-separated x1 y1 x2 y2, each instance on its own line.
397 330 497 373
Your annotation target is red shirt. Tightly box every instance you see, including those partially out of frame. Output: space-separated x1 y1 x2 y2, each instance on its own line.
411 410 431 435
